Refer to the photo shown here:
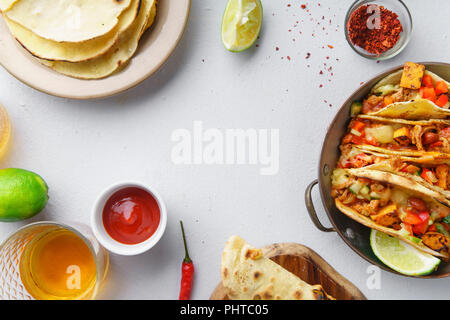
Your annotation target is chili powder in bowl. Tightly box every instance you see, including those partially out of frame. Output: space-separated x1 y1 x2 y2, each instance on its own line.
345 0 412 60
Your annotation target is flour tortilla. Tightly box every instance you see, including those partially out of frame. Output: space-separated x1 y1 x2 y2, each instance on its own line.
358 160 450 200
5 0 132 42
0 0 18 11
221 236 334 300
4 0 141 62
368 70 450 120
356 144 450 162
41 0 156 79
347 168 450 207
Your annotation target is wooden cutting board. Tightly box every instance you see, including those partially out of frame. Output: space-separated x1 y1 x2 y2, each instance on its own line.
210 243 366 300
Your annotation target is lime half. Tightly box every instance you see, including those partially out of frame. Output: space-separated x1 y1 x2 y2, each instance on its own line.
221 0 263 52
370 229 440 276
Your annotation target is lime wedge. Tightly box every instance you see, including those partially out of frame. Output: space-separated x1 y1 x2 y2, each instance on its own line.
221 0 263 52
370 229 440 276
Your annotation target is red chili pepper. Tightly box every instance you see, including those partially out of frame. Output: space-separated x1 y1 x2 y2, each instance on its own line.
179 221 194 300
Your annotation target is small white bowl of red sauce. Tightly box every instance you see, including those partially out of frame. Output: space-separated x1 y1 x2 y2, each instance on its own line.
91 182 167 256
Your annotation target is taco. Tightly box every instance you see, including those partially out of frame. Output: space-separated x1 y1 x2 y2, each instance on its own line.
338 145 450 200
331 168 450 259
355 62 450 120
341 115 450 161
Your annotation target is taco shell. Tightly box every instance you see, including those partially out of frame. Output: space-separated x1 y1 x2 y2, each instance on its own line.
350 116 450 161
368 70 450 120
335 168 450 259
346 168 450 207
361 161 450 200
335 199 448 259
354 145 450 165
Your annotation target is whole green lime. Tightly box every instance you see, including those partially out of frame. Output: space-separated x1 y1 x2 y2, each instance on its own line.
0 168 49 221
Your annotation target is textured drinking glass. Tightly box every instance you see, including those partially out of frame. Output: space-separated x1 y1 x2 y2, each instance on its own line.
0 221 109 300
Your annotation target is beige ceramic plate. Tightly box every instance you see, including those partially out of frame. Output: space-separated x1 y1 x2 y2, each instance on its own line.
0 0 191 99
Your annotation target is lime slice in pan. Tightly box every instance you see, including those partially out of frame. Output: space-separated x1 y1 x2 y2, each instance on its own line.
221 0 263 52
370 229 441 276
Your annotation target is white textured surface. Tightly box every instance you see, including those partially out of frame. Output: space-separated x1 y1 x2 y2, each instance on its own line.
0 0 449 300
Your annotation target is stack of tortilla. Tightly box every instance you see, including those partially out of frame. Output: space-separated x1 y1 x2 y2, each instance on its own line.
0 0 157 79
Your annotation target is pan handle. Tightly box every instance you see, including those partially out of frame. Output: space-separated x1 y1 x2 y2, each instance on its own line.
305 180 335 232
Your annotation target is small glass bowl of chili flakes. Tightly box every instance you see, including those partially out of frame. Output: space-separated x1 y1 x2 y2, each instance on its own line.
345 0 412 60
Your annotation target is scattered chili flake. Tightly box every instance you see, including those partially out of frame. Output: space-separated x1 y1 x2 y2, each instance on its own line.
347 5 403 55
327 44 334 49
287 56 291 61
319 84 323 88
305 52 311 59
319 71 323 75
301 4 307 9
275 47 279 51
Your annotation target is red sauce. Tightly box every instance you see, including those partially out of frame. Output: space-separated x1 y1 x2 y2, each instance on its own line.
102 187 161 245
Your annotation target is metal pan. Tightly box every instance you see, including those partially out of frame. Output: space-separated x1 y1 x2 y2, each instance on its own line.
305 62 450 278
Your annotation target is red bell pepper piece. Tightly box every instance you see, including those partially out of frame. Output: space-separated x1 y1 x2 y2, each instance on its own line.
422 74 434 88
413 221 429 236
428 224 437 232
351 135 364 145
401 164 420 174
403 212 423 225
430 140 443 148
435 81 449 95
441 127 450 139
412 212 430 236
421 168 437 184
352 120 365 132
421 86 437 102
417 211 430 223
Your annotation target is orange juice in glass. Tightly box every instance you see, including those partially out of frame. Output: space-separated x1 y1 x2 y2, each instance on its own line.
0 222 108 300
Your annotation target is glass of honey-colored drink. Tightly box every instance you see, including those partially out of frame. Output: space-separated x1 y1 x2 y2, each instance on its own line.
0 222 108 300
